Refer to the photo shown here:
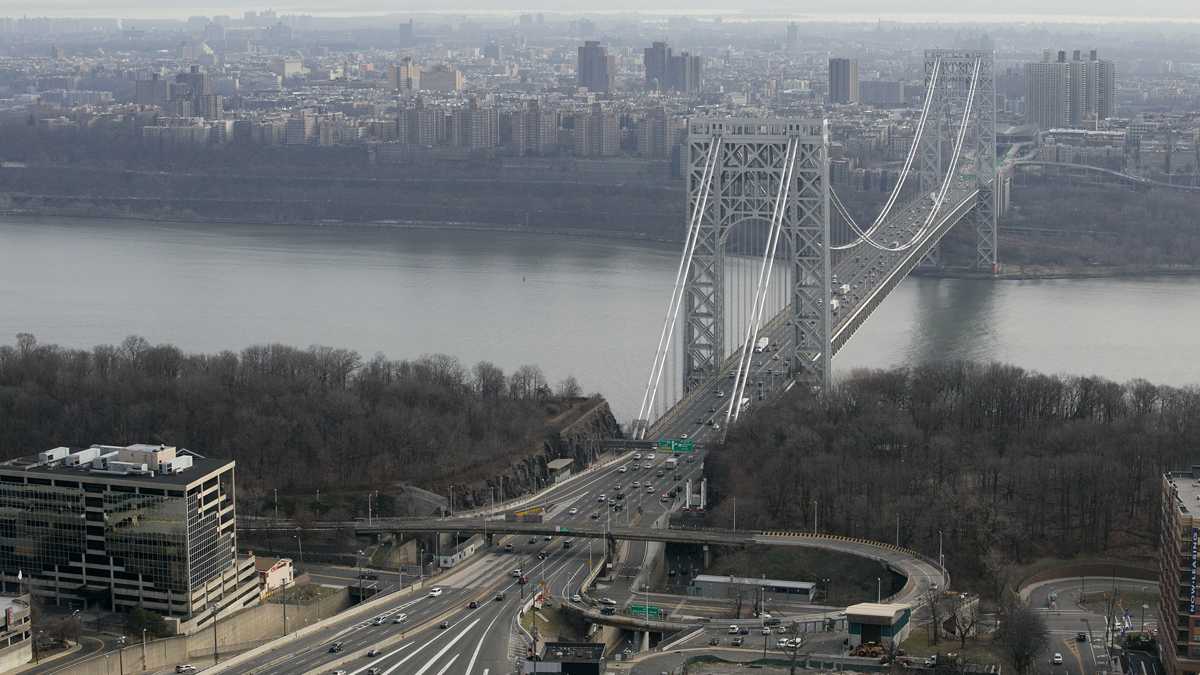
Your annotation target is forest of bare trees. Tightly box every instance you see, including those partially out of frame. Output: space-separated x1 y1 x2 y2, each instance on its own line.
0 333 581 505
707 362 1200 589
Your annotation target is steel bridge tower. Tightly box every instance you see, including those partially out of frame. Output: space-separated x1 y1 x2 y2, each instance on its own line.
920 49 997 270
683 118 832 393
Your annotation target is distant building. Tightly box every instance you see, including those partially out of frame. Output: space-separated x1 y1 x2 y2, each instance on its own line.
483 42 503 61
1158 466 1200 675
269 58 304 79
643 41 703 94
0 445 260 634
398 19 414 45
422 64 464 93
828 57 859 104
786 22 799 52
859 80 905 107
0 594 31 672
574 103 619 157
1025 49 1116 130
134 73 169 106
387 58 420 92
577 41 613 93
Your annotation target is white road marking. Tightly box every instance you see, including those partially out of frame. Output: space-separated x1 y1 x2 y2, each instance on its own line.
347 643 412 675
388 618 479 675
464 608 506 675
436 653 461 675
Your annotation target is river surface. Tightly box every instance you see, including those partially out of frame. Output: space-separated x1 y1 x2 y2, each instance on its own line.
2 215 1198 423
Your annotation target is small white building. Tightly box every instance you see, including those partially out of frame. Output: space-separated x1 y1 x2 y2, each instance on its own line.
255 557 294 598
845 602 912 647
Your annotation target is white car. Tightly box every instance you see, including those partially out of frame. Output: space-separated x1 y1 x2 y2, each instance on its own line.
571 593 582 602
761 626 771 635
633 452 642 460
393 613 408 623
598 494 607 501
175 667 196 674
1051 653 1063 665
647 453 657 460
728 625 739 634
428 587 443 597
646 486 655 493
568 507 578 515
632 481 640 488
618 465 628 473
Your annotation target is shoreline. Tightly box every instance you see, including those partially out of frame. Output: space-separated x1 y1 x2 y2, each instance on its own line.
3 208 1197 281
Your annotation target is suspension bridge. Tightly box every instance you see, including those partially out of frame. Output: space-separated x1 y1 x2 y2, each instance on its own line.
630 49 997 442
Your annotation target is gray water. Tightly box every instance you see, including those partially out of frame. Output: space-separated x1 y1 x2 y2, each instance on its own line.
2 215 1198 423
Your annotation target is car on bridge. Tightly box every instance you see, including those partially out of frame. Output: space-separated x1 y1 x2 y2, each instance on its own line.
633 452 642 460
393 613 407 623
428 587 443 597
568 508 578 515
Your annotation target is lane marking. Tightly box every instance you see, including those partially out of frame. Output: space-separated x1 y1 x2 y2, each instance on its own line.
399 619 479 675
464 606 506 675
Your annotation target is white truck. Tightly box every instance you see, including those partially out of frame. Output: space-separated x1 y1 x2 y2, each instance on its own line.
738 397 751 415
754 337 769 353
665 458 678 470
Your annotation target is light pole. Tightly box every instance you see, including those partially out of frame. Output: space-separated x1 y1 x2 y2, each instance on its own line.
356 549 365 599
1141 603 1149 633
876 577 881 603
141 628 147 668
812 499 818 534
293 530 304 571
938 529 944 573
732 497 737 531
273 488 279 522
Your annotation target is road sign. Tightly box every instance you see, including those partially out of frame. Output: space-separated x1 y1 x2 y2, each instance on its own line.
629 604 662 619
656 439 696 453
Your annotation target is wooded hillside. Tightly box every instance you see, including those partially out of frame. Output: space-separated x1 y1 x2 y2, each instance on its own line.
0 333 584 506
708 362 1199 588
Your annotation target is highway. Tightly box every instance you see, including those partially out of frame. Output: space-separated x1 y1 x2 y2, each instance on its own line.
218 448 710 675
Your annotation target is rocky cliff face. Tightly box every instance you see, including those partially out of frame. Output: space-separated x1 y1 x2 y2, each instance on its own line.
457 398 622 510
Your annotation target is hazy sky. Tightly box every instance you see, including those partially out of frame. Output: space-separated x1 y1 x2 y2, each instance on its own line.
6 0 1200 20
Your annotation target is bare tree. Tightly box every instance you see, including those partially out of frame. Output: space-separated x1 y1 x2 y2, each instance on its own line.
996 603 1049 675
948 598 980 649
925 588 943 645
556 376 582 399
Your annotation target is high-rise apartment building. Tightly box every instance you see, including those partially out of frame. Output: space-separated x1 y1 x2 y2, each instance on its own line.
135 74 169 107
0 445 259 633
643 42 703 94
1025 49 1116 130
574 103 619 157
577 41 613 93
387 58 420 92
422 64 464 93
1160 466 1200 675
828 58 859 104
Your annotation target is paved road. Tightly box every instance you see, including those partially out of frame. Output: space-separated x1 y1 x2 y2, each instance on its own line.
1024 577 1159 675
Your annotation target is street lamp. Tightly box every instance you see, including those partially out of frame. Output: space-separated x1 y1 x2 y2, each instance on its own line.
1141 603 1149 633
293 530 304 570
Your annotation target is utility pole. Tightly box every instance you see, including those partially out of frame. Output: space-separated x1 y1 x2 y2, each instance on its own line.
895 514 900 546
938 529 944 573
281 577 288 636
273 488 279 522
141 628 147 669
812 499 818 534
876 577 881 603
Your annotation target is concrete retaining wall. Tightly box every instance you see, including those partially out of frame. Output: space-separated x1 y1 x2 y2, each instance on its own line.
39 589 350 675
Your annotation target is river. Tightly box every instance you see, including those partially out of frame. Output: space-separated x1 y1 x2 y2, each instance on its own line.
1 215 1197 423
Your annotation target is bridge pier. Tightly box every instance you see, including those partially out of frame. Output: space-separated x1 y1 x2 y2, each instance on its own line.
641 630 651 652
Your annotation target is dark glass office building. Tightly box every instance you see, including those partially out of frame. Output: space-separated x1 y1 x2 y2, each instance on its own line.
0 445 259 633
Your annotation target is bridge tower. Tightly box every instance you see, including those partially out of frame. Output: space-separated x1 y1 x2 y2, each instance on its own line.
683 118 832 393
920 49 997 271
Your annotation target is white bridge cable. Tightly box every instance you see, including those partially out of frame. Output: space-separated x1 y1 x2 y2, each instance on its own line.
828 58 943 251
725 137 800 427
636 136 723 437
832 58 980 254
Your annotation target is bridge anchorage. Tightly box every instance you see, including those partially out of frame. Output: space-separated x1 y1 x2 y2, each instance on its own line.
632 49 997 439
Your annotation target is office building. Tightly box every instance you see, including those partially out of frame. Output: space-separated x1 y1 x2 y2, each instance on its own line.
828 58 859 104
0 594 31 672
643 42 703 94
577 41 613 93
134 74 169 107
1025 49 1116 130
0 445 259 634
786 23 799 52
1159 466 1200 674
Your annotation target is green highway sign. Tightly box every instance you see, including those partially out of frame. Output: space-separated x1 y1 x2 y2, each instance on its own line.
655 439 696 453
629 604 662 619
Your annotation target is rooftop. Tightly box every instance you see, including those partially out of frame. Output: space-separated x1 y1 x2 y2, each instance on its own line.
1166 466 1200 517
546 458 574 471
692 574 815 590
845 602 911 622
540 642 605 663
0 444 230 486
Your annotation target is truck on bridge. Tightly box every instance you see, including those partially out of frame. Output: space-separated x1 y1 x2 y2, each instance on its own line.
754 337 769 353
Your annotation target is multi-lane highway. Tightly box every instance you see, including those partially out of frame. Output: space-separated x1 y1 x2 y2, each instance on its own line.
218 447 709 675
